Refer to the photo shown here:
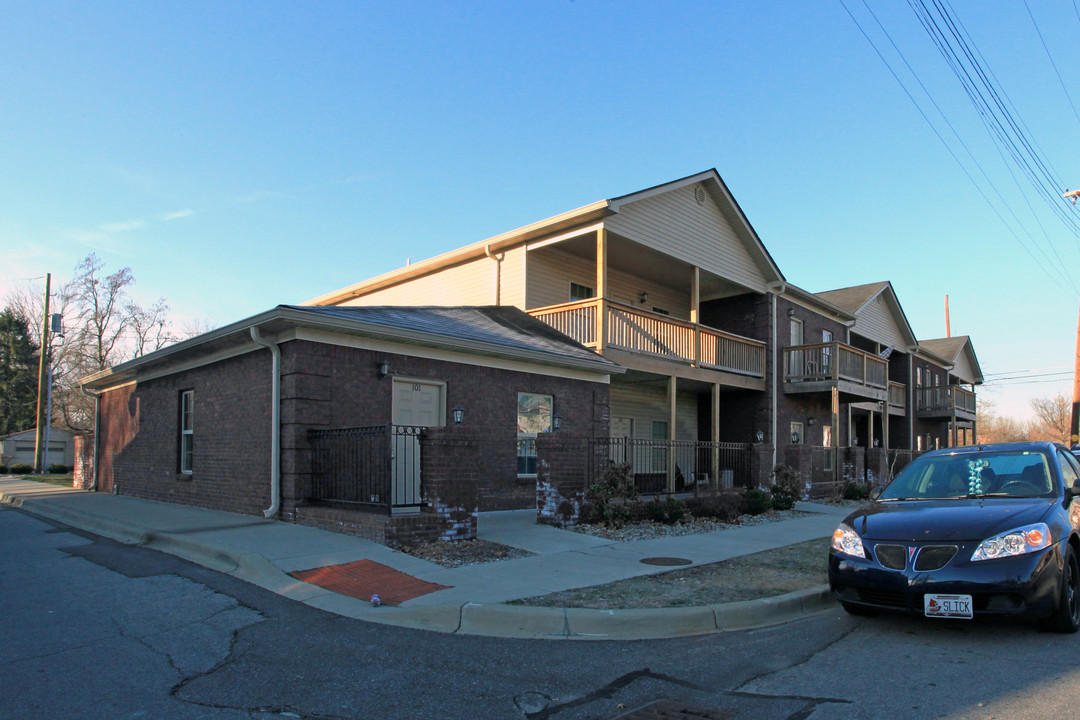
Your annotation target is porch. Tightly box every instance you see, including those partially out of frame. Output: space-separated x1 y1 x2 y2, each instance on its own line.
782 342 889 402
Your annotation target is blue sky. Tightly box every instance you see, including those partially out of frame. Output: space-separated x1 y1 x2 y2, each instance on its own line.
3 1 1079 419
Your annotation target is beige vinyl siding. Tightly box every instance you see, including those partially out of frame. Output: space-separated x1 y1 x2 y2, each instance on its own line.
852 293 907 349
340 257 498 307
526 246 690 318
609 383 698 442
498 246 527 309
605 183 768 293
950 347 978 385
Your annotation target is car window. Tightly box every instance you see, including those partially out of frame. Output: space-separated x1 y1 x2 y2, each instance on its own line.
880 450 1054 499
1058 450 1079 487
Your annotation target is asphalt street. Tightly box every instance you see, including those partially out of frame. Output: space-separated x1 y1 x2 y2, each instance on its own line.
4 504 1080 720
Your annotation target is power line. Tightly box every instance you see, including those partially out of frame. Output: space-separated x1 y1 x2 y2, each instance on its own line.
1023 0 1080 128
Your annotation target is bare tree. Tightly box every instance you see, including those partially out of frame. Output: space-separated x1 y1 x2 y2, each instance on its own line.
976 397 1032 444
1029 392 1071 445
4 253 180 432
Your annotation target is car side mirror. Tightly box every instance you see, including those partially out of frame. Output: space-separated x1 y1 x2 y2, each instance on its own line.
1069 478 1080 499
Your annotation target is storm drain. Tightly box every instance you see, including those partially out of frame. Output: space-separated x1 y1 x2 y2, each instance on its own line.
607 699 735 719
639 557 693 566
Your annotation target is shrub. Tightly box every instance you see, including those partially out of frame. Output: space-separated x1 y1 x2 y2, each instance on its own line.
646 497 686 525
48 464 70 474
582 462 638 528
843 482 871 501
742 488 772 515
0 465 7 474
10 463 33 475
770 463 802 511
688 489 743 523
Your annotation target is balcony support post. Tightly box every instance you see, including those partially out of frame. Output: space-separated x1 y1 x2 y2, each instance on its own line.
667 374 677 494
691 266 701 367
596 228 607 353
712 382 721 488
883 401 889 454
831 386 840 488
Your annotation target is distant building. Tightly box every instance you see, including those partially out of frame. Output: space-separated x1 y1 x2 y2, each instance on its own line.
0 427 76 468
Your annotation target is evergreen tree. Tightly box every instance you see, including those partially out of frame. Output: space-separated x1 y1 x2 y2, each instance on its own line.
0 308 40 436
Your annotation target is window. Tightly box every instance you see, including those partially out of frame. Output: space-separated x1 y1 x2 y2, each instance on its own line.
517 392 552 475
179 390 194 474
823 426 834 471
822 330 833 373
916 367 924 387
569 282 595 302
651 307 670 316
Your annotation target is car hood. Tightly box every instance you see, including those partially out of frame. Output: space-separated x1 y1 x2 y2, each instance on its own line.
845 499 1056 542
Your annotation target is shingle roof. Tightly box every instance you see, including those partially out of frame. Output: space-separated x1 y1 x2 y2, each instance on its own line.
281 305 618 369
814 282 890 314
919 336 970 363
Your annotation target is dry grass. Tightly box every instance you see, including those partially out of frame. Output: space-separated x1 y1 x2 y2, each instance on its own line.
509 537 830 609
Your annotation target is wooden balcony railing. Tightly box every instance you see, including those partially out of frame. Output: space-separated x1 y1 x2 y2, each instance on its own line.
916 386 976 416
783 342 888 392
530 299 765 378
889 381 906 411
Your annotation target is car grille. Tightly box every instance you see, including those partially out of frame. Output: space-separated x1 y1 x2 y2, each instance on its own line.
914 545 958 571
857 588 908 608
874 544 908 570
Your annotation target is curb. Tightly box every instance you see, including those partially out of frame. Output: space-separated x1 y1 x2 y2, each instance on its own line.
3 491 838 639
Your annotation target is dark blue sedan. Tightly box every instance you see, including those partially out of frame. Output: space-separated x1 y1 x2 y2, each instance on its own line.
829 442 1080 632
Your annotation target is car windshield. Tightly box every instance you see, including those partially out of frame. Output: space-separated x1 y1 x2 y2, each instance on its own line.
879 450 1056 500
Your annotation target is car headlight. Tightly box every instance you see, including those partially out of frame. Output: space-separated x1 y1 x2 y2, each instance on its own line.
832 524 865 558
971 523 1051 562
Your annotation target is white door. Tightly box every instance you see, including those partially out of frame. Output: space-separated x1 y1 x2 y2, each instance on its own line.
391 380 445 508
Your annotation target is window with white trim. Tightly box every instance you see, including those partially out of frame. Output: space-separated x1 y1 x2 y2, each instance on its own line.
517 392 552 476
569 282 595 302
179 390 194 474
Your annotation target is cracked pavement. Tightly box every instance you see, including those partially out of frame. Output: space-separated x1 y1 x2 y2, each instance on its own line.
7 505 1080 720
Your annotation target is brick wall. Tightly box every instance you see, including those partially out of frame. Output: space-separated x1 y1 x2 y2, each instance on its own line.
535 433 590 527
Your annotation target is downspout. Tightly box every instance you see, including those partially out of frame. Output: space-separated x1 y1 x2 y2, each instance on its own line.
769 290 780 469
484 243 503 306
80 386 101 492
250 326 281 519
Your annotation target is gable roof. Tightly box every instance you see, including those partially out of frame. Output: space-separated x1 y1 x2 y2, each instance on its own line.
306 169 785 306
82 305 622 391
919 335 984 384
815 281 918 350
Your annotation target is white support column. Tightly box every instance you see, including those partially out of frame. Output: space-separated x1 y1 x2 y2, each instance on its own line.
667 375 677 494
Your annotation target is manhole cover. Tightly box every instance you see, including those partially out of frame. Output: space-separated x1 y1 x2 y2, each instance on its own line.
639 557 692 566
608 699 734 719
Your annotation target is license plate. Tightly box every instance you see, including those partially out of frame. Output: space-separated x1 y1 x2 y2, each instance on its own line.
924 593 973 619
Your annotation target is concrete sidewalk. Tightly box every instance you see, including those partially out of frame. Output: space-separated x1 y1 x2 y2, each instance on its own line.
0 477 843 640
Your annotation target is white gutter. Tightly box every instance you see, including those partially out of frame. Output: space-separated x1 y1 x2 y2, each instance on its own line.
80 386 101 492
249 327 281 518
770 291 778 468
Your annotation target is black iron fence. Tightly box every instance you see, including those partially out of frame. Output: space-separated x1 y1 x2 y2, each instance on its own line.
307 424 425 513
587 437 752 494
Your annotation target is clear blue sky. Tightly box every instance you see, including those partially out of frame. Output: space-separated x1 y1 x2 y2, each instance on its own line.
3 1 1079 419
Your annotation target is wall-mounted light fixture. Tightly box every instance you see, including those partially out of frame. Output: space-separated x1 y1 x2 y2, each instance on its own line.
639 291 648 304
451 405 465 425
553 413 563 431
377 360 391 379
787 308 796 318
755 429 764 443
807 417 816 427
791 431 801 444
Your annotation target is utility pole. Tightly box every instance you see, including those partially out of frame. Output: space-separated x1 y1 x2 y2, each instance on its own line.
33 273 51 473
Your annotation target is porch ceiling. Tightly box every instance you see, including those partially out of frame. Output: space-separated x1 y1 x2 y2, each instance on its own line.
612 364 765 394
546 231 754 301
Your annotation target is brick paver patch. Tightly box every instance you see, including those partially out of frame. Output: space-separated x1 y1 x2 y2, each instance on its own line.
291 559 451 606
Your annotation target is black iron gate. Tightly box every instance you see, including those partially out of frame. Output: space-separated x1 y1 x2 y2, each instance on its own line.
587 438 752 494
307 424 425 513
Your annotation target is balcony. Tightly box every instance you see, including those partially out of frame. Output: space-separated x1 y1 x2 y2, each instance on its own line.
782 342 889 402
917 385 976 421
530 298 766 384
888 381 906 414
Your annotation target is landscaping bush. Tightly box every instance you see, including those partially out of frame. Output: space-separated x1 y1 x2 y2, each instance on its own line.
10 463 33 475
646 497 686 525
688 489 743 523
842 482 871 501
0 465 7 474
770 463 802 511
48 464 70 474
742 488 773 515
582 462 638 528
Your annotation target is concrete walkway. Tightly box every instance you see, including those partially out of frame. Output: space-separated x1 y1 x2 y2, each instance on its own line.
0 478 845 640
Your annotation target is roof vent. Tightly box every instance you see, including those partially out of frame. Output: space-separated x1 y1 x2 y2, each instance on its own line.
694 186 706 205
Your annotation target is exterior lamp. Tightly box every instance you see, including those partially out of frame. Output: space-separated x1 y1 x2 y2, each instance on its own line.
377 361 391 379
552 413 563 431
639 291 648 304
755 430 764 443
451 405 465 425
787 308 795 318
807 417 815 426
791 431 801 444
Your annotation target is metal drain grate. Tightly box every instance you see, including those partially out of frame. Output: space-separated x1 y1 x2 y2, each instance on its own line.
639 557 693 566
608 699 735 719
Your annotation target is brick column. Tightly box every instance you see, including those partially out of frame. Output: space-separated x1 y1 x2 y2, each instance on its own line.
866 447 888 487
750 443 775 490
535 432 589 527
73 434 94 490
419 427 480 541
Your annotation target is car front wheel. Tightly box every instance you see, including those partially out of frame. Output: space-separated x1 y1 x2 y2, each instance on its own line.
1043 543 1080 634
